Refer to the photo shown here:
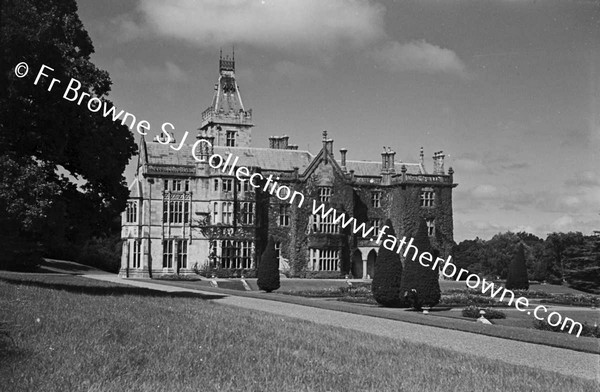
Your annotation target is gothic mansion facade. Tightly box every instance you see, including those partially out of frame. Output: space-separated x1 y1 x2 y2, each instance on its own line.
120 55 457 279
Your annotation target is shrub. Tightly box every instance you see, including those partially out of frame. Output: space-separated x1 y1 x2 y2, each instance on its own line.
372 220 404 307
533 319 600 338
153 274 202 281
440 293 508 307
197 266 257 279
462 306 506 319
540 294 600 307
257 236 280 292
399 218 441 309
295 271 343 279
506 243 529 290
77 235 122 273
0 236 43 271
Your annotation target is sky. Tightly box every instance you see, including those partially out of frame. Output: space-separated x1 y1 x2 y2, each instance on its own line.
75 0 600 242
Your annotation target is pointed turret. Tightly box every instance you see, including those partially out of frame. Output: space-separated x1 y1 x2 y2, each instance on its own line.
200 50 254 147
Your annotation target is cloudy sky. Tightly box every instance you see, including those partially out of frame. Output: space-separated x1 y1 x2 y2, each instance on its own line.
76 0 600 241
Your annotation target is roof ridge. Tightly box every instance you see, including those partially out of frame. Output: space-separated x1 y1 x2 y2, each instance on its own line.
341 159 420 165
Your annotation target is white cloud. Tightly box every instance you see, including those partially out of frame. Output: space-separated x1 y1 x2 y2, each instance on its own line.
372 40 467 77
134 0 385 51
110 0 467 77
111 59 189 83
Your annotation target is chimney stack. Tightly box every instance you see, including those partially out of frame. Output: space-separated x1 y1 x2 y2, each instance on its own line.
340 148 347 170
433 151 445 174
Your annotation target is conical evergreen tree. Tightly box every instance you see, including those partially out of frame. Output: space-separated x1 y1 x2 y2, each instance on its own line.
506 243 529 290
257 236 280 292
372 219 403 307
399 218 441 309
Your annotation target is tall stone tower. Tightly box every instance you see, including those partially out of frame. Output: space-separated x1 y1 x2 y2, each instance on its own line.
199 50 254 147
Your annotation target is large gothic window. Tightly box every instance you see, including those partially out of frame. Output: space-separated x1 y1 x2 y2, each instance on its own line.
309 248 339 271
125 201 137 223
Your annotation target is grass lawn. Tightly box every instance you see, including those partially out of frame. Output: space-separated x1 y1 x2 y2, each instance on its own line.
1 272 598 392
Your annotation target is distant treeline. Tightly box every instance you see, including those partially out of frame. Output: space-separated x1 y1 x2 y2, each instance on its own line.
452 232 600 294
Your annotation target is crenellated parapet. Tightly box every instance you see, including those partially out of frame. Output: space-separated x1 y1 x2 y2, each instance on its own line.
201 107 253 124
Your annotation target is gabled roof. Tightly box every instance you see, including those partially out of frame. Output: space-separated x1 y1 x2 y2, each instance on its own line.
214 146 313 172
128 177 142 198
143 141 426 177
340 160 425 176
144 142 313 172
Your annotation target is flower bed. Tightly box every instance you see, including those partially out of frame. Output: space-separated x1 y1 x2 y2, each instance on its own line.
539 294 600 307
462 306 506 319
533 319 600 338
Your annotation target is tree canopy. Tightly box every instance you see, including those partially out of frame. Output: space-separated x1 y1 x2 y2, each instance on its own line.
453 231 599 294
506 243 529 290
0 0 136 265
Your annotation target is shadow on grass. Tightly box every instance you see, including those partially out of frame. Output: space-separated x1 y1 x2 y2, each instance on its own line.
0 276 226 300
39 259 101 273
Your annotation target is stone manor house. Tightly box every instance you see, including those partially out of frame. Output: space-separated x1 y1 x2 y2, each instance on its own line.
120 54 457 279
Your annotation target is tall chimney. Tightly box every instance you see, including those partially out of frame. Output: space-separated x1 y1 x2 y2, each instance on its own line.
381 147 388 172
340 148 347 170
433 151 445 174
388 148 396 173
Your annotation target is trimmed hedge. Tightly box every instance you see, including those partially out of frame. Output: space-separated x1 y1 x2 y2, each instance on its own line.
439 293 509 307
198 267 257 279
257 236 280 292
399 218 441 309
540 294 600 307
372 220 404 307
295 271 344 279
533 319 600 338
506 243 529 290
462 306 506 319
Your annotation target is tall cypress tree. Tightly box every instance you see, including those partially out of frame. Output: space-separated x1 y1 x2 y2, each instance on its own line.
399 218 441 309
257 236 280 293
506 243 529 290
372 219 403 307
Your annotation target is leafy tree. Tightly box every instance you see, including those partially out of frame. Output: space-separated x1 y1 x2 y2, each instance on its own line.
506 243 529 290
257 236 280 292
483 232 522 279
0 0 136 267
399 218 441 309
372 219 403 307
452 237 486 278
542 232 585 284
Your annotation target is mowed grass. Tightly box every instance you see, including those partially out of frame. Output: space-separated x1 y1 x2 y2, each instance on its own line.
0 273 597 392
